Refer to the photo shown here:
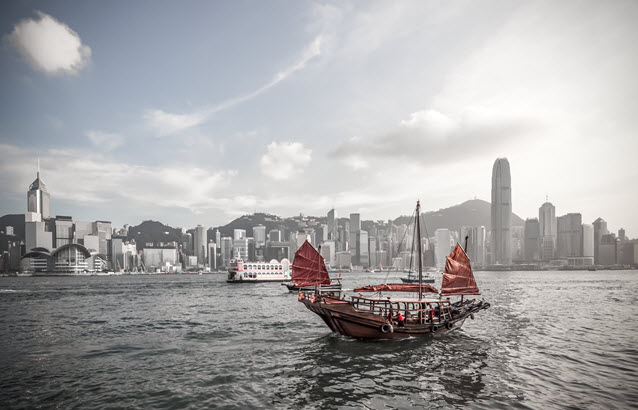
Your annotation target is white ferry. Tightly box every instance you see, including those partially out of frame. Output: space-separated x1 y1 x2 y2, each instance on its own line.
226 258 291 283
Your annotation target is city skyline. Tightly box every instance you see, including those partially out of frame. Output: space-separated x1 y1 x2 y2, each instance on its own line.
1 1 637 236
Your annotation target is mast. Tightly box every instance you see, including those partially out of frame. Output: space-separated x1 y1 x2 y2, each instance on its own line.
416 200 423 300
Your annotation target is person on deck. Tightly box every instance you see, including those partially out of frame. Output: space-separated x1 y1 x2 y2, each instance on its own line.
397 312 404 327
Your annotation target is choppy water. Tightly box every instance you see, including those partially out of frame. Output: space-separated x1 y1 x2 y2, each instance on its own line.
1 271 637 409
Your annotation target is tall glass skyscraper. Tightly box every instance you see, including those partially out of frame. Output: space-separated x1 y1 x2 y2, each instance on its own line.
491 157 512 264
27 170 50 219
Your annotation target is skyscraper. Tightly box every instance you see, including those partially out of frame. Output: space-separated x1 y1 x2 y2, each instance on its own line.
490 157 512 264
327 209 337 240
194 225 207 265
593 217 608 264
27 169 50 219
524 218 540 261
539 201 557 261
557 213 583 257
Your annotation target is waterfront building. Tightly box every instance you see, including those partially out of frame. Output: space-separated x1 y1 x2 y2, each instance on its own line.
253 225 266 243
181 232 193 254
25 221 52 253
143 247 178 268
27 169 50 219
491 157 512 265
208 241 217 269
539 201 557 261
233 238 249 260
54 216 74 248
320 240 336 267
295 232 313 251
327 209 337 240
358 230 369 267
233 229 246 240
593 217 609 264
51 243 90 273
350 213 361 234
460 226 486 266
598 234 618 265
266 241 292 261
582 224 594 259
524 218 540 261
557 213 583 258
110 238 123 271
21 248 53 272
336 251 352 269
74 221 92 245
220 237 232 267
269 229 281 242
618 228 627 242
369 237 377 269
194 225 207 265
434 229 452 268
619 240 638 265
94 221 112 256
83 235 99 253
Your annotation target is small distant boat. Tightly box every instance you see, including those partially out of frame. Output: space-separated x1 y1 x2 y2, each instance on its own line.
284 241 342 292
400 270 435 284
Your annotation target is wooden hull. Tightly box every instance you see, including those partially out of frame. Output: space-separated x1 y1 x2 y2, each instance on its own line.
301 298 487 340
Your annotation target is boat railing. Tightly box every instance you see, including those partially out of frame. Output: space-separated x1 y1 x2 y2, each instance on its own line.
349 296 451 325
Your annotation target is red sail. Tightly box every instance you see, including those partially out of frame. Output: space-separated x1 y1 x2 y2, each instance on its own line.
441 243 480 296
354 283 439 294
292 241 331 287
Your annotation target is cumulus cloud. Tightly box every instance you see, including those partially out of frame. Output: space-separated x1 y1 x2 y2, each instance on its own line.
260 141 312 180
6 11 91 75
333 108 540 169
145 36 322 136
86 130 124 152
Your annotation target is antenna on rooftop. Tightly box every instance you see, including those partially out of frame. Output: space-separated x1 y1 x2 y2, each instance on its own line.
37 158 40 178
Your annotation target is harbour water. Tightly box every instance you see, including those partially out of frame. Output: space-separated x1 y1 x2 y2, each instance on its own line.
1 271 637 409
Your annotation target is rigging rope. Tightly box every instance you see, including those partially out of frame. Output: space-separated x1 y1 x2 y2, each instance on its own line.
383 208 416 285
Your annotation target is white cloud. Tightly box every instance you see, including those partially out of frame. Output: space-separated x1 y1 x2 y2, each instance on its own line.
334 107 540 170
145 36 322 136
260 141 312 180
6 11 91 75
0 144 237 213
143 109 208 137
86 130 124 152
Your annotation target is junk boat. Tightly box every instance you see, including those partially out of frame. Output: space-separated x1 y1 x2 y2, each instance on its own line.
284 241 342 291
298 200 489 339
226 258 291 283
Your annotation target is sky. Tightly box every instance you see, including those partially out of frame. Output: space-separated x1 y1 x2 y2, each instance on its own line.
0 0 637 236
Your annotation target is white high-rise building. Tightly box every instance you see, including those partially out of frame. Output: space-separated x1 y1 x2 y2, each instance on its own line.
194 225 207 265
491 157 512 264
582 223 594 258
327 209 337 241
434 229 452 268
539 201 557 261
460 226 486 266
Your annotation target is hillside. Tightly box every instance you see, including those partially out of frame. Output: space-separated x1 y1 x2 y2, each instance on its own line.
215 213 298 238
394 199 524 234
126 220 183 250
